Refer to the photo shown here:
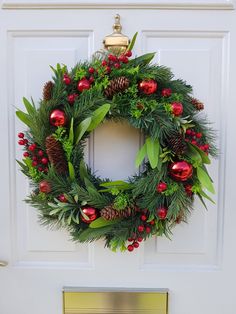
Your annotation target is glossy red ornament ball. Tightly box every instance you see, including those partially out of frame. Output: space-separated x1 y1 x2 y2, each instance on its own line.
39 180 51 194
161 88 172 97
77 78 91 92
171 102 183 116
157 182 167 193
157 206 168 220
81 207 98 224
49 109 67 127
138 225 145 232
138 79 158 95
18 132 24 138
169 161 193 181
127 244 134 252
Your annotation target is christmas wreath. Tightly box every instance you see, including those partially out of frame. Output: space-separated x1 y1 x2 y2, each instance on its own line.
16 35 217 252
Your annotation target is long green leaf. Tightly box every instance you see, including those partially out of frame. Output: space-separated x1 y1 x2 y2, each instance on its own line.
68 161 75 180
100 180 130 188
79 160 89 181
146 137 160 169
185 144 202 166
89 217 120 228
127 32 138 52
197 167 215 194
188 143 211 164
75 117 91 144
69 118 74 144
87 103 110 132
16 110 32 127
198 189 215 204
84 177 96 190
197 193 208 210
135 142 146 168
23 97 35 115
129 52 155 66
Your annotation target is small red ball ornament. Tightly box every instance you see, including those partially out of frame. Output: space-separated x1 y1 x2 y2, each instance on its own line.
39 180 51 193
77 78 91 92
49 109 67 127
156 182 167 193
138 79 158 95
81 207 98 224
171 102 183 116
157 206 168 220
169 161 193 181
161 88 172 97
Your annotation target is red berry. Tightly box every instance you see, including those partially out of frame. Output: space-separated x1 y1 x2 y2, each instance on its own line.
23 152 30 157
128 238 134 242
157 206 168 220
204 144 210 150
186 129 192 135
88 67 95 74
199 145 205 151
146 226 151 234
127 245 134 252
191 140 197 145
133 242 139 248
32 156 38 161
185 184 193 196
18 139 25 145
125 50 132 57
67 93 77 104
138 225 145 232
196 132 202 138
38 150 44 157
101 60 107 66
114 63 121 69
23 139 28 145
161 88 172 97
38 166 43 172
89 76 95 83
41 157 48 165
156 182 167 193
63 74 71 85
108 54 117 62
18 132 24 138
32 161 38 167
58 194 67 203
122 56 129 64
140 215 147 222
28 144 36 151
106 66 111 73
171 102 183 116
149 220 155 225
191 130 196 136
137 237 143 242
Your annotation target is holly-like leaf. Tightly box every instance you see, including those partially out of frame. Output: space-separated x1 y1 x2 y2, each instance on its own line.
16 110 32 128
89 217 119 228
135 142 146 168
146 137 160 169
68 161 75 180
87 103 110 132
197 166 215 194
75 117 91 144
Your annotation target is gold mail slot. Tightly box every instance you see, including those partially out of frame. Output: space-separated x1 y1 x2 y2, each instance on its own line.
63 289 168 314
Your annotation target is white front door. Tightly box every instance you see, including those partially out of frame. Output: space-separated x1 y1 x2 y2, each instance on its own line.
0 2 235 314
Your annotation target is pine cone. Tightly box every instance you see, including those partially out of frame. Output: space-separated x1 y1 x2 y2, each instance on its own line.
101 205 134 221
104 76 130 99
43 81 54 101
168 133 187 155
191 97 204 111
45 135 68 174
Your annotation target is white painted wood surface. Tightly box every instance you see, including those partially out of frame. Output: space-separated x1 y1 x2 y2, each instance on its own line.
0 5 235 314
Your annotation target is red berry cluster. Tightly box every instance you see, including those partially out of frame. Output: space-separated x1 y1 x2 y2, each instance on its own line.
18 132 48 173
185 129 210 154
101 50 132 73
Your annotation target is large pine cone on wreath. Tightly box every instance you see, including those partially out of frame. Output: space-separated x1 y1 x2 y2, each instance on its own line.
104 76 130 98
101 205 134 221
43 81 54 101
45 135 68 174
168 132 187 155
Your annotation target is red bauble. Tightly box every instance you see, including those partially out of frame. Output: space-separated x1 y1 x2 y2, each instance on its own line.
161 88 172 97
157 206 168 220
39 180 51 193
138 79 158 95
81 207 98 224
171 102 183 116
156 182 167 193
77 78 91 92
49 109 67 127
169 161 193 181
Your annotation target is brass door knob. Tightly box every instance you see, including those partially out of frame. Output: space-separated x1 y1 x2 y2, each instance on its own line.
0 261 8 267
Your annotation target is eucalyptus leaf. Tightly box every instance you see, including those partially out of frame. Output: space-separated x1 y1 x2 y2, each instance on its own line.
75 117 91 144
69 118 74 144
23 97 35 115
146 137 160 169
135 142 146 168
100 180 131 188
87 103 110 132
127 32 138 52
16 110 32 128
79 160 89 181
49 207 62 215
89 217 119 228
68 161 75 180
197 167 215 194
129 52 155 66
84 177 96 190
